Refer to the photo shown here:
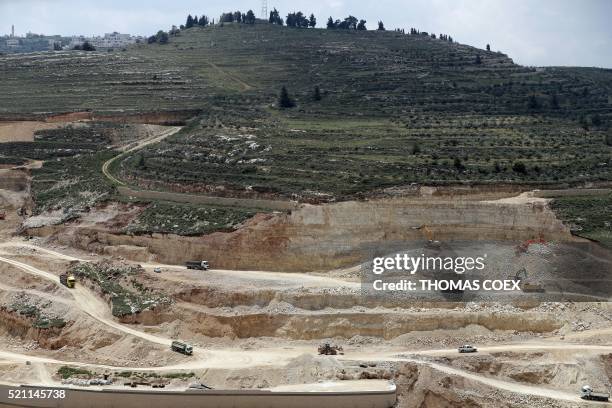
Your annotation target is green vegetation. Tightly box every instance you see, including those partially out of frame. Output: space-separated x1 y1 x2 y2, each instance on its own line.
8 303 66 329
161 372 196 379
115 371 195 379
9 303 39 318
70 262 171 317
31 151 116 215
57 366 92 379
119 113 611 201
551 194 612 248
1 23 610 212
33 318 66 329
126 201 257 235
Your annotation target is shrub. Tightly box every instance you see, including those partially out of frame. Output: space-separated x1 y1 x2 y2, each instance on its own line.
512 161 527 174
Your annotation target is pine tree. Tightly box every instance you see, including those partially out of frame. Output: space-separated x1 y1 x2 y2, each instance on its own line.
486 43 490 51
357 19 367 30
245 10 256 24
278 86 295 108
269 8 283 25
550 94 559 109
327 17 335 29
527 95 539 110
193 15 199 25
186 14 194 28
309 14 317 28
377 21 385 31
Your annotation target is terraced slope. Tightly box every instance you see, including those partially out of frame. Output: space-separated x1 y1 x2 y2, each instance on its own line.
1 23 611 199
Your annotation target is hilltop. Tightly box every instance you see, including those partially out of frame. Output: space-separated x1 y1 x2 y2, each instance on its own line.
1 22 611 204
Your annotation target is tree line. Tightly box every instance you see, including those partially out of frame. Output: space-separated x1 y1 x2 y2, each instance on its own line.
173 9 458 43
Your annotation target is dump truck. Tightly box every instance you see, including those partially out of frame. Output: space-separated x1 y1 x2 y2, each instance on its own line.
59 273 76 289
185 260 209 271
318 343 344 355
580 385 610 401
171 340 193 355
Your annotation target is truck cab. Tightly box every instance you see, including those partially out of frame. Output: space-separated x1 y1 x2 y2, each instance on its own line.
581 385 610 401
60 273 76 289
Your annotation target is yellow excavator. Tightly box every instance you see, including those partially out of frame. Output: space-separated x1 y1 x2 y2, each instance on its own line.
419 226 442 250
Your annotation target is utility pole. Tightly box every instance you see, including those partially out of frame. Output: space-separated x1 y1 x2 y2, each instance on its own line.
261 0 268 20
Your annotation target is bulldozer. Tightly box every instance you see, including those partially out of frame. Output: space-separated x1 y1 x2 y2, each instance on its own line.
507 268 544 293
318 343 344 355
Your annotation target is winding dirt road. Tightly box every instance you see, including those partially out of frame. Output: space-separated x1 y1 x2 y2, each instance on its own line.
101 126 181 186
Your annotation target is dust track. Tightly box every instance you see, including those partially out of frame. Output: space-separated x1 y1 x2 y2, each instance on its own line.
101 126 181 186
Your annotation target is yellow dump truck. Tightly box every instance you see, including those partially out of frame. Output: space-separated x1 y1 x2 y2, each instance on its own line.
59 273 76 288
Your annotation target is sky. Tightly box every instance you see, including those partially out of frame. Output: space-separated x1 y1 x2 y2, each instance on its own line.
1 0 611 68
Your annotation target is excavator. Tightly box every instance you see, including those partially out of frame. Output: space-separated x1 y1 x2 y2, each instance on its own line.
419 226 441 250
318 343 344 355
507 268 545 293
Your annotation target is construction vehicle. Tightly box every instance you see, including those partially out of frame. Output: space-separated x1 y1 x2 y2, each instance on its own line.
318 343 344 355
458 345 478 353
59 273 76 289
425 240 441 250
185 260 209 271
515 238 546 255
171 340 193 355
507 268 545 293
580 385 609 401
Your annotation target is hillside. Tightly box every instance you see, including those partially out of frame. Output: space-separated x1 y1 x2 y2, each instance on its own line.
1 22 612 203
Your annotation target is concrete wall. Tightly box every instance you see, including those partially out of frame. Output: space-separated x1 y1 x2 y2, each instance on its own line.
0 385 396 408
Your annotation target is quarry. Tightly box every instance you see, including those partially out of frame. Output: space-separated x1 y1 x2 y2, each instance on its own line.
0 12 611 408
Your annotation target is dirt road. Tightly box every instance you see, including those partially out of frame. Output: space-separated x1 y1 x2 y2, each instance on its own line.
101 126 181 186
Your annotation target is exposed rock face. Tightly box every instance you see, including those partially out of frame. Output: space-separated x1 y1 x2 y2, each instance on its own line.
0 308 67 349
35 197 574 271
0 169 29 192
174 311 561 340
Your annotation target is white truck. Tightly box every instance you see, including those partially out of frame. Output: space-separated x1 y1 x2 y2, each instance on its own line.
185 260 209 271
458 345 478 353
581 385 610 401
171 340 193 355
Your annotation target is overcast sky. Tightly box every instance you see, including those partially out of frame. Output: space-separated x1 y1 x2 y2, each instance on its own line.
1 0 611 68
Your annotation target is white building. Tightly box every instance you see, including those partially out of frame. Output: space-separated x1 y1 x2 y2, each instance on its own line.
69 32 138 49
